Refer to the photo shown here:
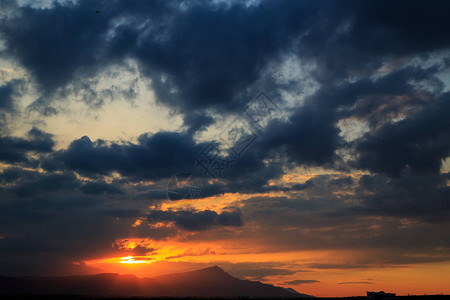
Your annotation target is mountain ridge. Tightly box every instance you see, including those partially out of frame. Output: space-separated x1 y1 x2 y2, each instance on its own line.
0 265 311 298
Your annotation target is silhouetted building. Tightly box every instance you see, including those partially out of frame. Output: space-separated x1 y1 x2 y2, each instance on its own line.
367 291 396 300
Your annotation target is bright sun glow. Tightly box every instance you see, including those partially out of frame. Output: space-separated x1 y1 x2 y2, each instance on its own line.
95 256 154 264
120 256 149 264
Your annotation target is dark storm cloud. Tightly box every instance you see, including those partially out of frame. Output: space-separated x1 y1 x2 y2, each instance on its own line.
0 0 174 93
354 93 450 176
333 65 443 124
144 208 243 231
348 1 450 55
0 127 54 164
296 0 450 83
0 0 320 116
0 166 37 183
134 0 321 113
227 0 450 172
253 64 444 169
42 128 284 193
281 179 315 192
4 171 79 197
44 131 205 180
1 0 449 170
174 0 450 174
0 0 449 122
0 167 127 198
183 112 214 136
80 181 124 195
355 172 450 220
0 0 111 94
0 0 447 203
339 66 445 125
258 108 341 167
0 80 18 111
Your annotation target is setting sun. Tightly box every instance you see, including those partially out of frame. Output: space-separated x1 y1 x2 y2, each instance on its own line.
120 256 153 264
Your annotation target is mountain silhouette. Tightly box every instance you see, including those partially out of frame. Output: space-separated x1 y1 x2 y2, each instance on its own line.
0 266 310 298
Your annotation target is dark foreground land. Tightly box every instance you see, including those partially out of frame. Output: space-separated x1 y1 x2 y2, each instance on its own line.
0 295 449 300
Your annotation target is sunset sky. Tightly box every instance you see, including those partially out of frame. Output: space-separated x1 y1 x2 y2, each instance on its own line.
1 0 450 297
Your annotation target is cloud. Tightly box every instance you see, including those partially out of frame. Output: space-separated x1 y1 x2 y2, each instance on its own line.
258 107 341 167
80 181 124 195
0 80 19 112
165 248 216 260
222 262 298 281
355 172 450 220
4 171 79 197
354 93 450 176
183 112 214 136
144 208 243 231
337 281 375 285
0 0 115 94
1 0 449 122
307 263 375 270
133 0 322 114
239 172 450 258
0 0 317 118
40 127 286 193
0 127 54 164
43 131 205 180
296 0 450 83
284 279 320 285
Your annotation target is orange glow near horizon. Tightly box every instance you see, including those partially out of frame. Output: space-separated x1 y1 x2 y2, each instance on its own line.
81 237 450 297
78 174 450 297
83 251 450 297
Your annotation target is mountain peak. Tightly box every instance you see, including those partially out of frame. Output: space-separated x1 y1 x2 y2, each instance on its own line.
204 265 225 272
194 265 231 277
185 265 232 279
154 265 234 284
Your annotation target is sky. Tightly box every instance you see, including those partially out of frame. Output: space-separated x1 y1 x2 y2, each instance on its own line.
0 0 450 297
